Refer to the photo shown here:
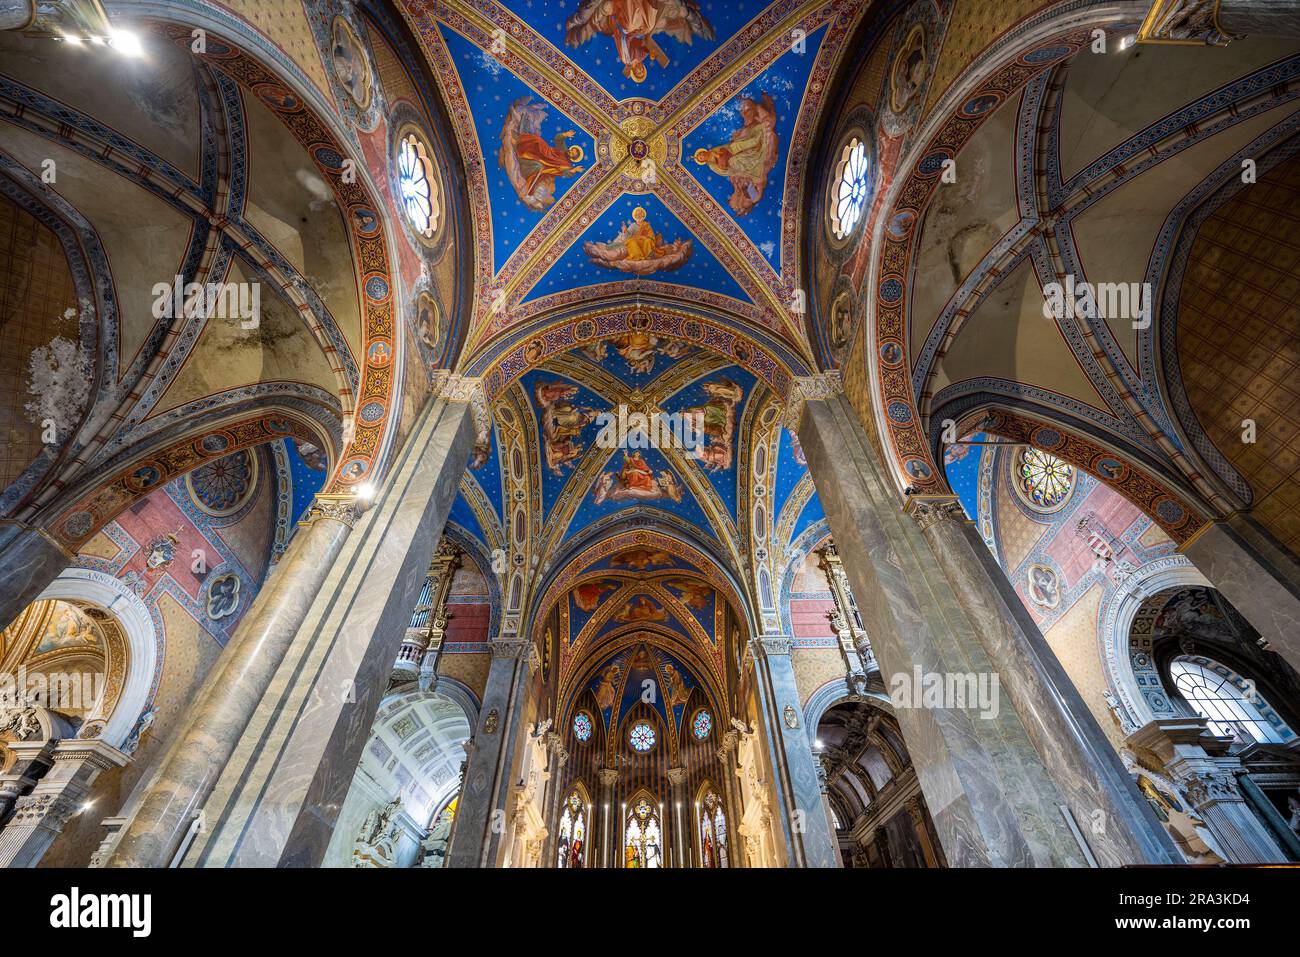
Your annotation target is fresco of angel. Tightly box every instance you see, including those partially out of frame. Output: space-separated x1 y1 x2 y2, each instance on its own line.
666 578 711 610
661 661 690 706
499 97 586 211
611 329 692 375
592 450 683 504
685 377 743 471
565 0 715 83
573 579 619 612
693 93 779 216
613 595 668 624
535 380 601 475
594 663 621 711
610 547 673 570
583 206 693 275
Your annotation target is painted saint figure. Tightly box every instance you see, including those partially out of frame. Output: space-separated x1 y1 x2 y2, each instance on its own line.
500 97 586 211
693 93 779 216
584 206 693 275
565 0 715 83
535 381 600 475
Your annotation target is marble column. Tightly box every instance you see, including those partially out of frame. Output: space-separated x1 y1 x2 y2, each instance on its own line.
0 739 128 867
908 493 1179 867
0 521 73 632
1180 516 1300 674
445 638 534 868
539 732 568 868
798 394 1110 867
110 385 477 868
716 730 745 867
1129 718 1286 863
750 636 840 867
598 767 618 868
103 493 356 869
668 766 689 867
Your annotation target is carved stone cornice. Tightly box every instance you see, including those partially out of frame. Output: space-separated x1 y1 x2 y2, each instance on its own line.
904 495 968 532
300 493 362 529
783 371 842 430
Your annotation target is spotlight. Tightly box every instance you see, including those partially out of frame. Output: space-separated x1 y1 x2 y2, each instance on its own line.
355 482 376 502
63 35 83 46
1119 34 1136 51
110 28 143 57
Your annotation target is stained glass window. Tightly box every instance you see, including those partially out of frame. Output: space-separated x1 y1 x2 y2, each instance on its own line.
1169 657 1292 746
830 137 871 239
557 791 587 868
398 132 437 238
692 709 712 740
573 711 592 742
629 721 655 752
624 795 663 868
699 789 729 868
1016 448 1075 512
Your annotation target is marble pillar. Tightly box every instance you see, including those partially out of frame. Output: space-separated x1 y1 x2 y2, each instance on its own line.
750 636 840 867
102 495 356 868
798 394 1101 867
1129 718 1286 863
598 767 618 868
717 730 746 867
445 639 534 868
0 521 73 632
909 493 1180 866
0 739 128 867
668 766 689 866
191 392 475 868
539 732 568 868
111 387 476 868
1180 516 1300 674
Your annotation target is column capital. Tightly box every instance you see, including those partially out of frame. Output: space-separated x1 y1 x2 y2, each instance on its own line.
10 791 79 829
299 493 363 529
598 767 619 787
489 638 530 660
667 767 689 786
753 635 793 658
719 729 739 756
783 372 842 430
433 372 490 441
903 495 968 532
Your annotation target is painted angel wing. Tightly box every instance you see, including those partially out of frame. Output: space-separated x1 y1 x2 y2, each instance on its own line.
564 0 605 48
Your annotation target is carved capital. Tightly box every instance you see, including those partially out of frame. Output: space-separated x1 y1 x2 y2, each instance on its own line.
667 766 689 786
783 371 842 430
300 493 361 529
11 791 78 829
598 767 620 787
905 495 967 532
755 635 793 657
433 372 491 442
1178 768 1243 807
489 638 530 660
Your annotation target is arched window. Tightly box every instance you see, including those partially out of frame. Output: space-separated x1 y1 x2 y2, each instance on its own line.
1169 656 1294 746
556 790 588 868
623 793 664 868
698 788 729 868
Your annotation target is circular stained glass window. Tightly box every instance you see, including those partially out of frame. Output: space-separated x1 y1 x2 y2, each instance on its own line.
1015 448 1076 513
629 722 656 752
830 137 871 240
397 131 439 238
692 709 712 740
573 711 592 742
